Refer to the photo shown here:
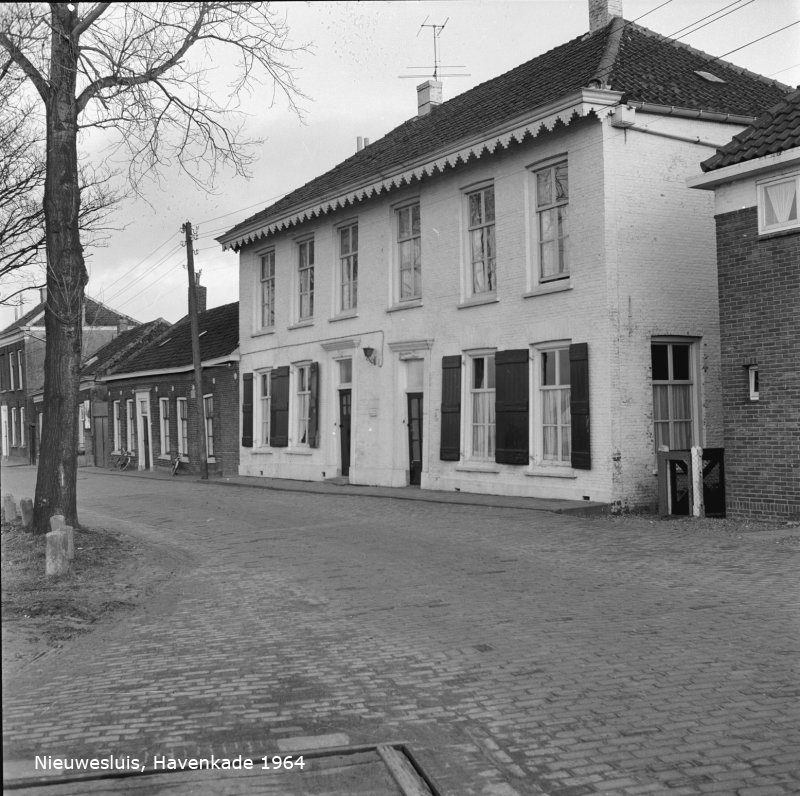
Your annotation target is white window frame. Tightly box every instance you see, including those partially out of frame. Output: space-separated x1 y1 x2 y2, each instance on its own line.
113 400 121 452
126 399 135 452
537 345 571 465
297 238 315 322
259 249 276 329
757 172 799 235
159 397 170 456
78 402 86 452
396 201 422 302
11 406 17 447
177 397 188 457
20 406 25 447
16 349 22 387
258 369 272 447
534 159 569 282
203 393 215 458
9 351 15 391
465 184 496 298
337 221 358 313
292 362 312 447
748 365 759 401
467 351 496 462
651 339 698 452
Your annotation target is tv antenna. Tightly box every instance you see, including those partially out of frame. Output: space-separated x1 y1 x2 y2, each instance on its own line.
399 17 470 81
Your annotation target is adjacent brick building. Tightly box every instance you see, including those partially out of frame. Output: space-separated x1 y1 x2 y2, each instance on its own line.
690 90 800 519
219 1 790 509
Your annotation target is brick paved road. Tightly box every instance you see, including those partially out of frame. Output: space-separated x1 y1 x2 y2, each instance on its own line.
3 466 799 795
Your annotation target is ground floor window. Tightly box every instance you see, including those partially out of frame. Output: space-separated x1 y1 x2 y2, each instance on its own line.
469 353 496 460
177 397 188 456
126 399 135 451
203 394 215 457
294 364 311 446
652 341 694 451
540 347 571 462
20 407 25 447
260 371 271 446
159 398 170 455
113 401 121 451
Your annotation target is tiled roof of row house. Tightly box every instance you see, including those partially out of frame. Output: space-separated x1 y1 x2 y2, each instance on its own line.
0 295 139 335
221 18 790 245
701 88 800 172
81 318 171 377
109 302 239 375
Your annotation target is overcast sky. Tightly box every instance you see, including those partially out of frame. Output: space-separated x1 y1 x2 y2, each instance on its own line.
3 0 799 328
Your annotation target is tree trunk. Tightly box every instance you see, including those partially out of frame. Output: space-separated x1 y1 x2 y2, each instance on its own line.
32 5 86 534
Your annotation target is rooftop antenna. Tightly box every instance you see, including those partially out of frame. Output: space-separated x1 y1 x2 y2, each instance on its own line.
399 17 470 81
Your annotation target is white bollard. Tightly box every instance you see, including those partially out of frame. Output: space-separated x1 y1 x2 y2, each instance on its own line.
2 494 17 523
46 529 71 577
20 498 34 529
691 446 704 518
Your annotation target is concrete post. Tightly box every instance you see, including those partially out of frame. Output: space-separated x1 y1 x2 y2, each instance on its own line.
20 498 34 529
46 529 71 577
691 446 704 518
3 494 17 523
49 514 65 531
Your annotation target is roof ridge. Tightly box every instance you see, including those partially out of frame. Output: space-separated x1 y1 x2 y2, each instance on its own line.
626 20 793 93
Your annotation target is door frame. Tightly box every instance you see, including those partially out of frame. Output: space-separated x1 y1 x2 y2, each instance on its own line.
406 392 423 486
135 390 153 471
338 388 352 477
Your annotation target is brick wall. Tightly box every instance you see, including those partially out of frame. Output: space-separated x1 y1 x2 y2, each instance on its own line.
716 206 800 520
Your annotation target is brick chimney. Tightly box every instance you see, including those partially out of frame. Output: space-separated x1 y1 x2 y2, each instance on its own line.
192 274 207 315
589 0 623 32
417 79 442 116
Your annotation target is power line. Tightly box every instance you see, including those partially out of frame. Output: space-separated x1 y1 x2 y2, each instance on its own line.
632 0 673 24
96 232 177 294
711 20 800 62
666 0 751 40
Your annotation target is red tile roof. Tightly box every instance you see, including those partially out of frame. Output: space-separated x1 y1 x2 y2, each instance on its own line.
701 89 800 172
81 319 171 377
0 296 139 335
221 19 790 245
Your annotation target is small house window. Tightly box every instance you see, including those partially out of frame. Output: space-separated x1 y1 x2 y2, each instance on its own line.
748 365 759 401
260 250 276 329
758 174 799 235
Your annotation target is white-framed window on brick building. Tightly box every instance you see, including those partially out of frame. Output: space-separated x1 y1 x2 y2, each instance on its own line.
11 406 17 447
260 249 276 329
294 364 311 446
16 350 22 387
466 185 496 296
540 346 571 463
290 362 319 448
159 398 170 455
259 370 271 446
203 394 215 458
337 222 358 312
113 400 121 451
297 238 315 321
468 352 496 461
651 341 695 451
396 202 421 301
757 172 799 235
177 397 188 457
535 160 569 281
748 365 759 401
126 399 135 451
9 351 16 391
20 407 25 447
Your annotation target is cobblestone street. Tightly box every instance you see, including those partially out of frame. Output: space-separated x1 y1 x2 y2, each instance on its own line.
3 465 799 795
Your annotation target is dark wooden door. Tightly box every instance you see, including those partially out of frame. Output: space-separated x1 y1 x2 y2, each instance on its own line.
94 416 108 467
407 393 423 486
339 389 351 477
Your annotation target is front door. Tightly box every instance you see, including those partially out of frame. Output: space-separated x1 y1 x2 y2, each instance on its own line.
339 389 352 477
407 393 423 486
136 394 151 471
94 416 108 468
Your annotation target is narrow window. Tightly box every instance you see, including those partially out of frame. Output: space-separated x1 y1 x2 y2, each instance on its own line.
652 342 694 450
260 371 271 445
397 203 421 300
339 223 358 311
470 353 496 460
295 364 311 445
467 186 496 295
541 347 571 462
159 398 170 455
748 365 759 401
20 407 25 447
126 399 135 451
11 407 17 447
113 401 121 451
758 173 799 234
536 161 569 281
177 397 188 456
298 239 314 320
260 250 276 328
9 351 16 391
203 395 214 457
16 349 22 387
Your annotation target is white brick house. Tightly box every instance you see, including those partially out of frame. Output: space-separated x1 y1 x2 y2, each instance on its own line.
219 1 790 509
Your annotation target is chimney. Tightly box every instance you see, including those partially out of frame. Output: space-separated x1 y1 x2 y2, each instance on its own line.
39 286 47 305
192 274 207 315
117 319 130 334
356 136 371 152
589 0 623 33
417 79 442 116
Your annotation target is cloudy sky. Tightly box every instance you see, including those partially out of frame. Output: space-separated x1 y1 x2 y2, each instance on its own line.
3 0 799 328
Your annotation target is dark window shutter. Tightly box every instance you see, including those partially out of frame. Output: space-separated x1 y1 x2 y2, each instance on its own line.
569 342 590 470
495 349 529 465
241 372 254 447
440 355 462 461
270 366 289 447
308 361 320 448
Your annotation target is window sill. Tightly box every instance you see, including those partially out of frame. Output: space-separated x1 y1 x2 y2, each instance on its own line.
386 299 422 313
524 279 571 298
288 320 314 330
252 327 276 338
286 447 313 456
757 225 800 240
158 454 171 461
456 463 500 474
457 295 499 310
329 310 358 323
526 467 577 479
252 447 273 455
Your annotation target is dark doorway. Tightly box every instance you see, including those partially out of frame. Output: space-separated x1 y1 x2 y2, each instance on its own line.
94 416 108 467
339 389 352 477
407 393 423 486
669 459 690 515
142 422 151 470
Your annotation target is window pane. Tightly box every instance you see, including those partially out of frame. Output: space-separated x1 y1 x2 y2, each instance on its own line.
469 192 482 226
543 390 558 424
651 344 669 381
764 180 797 225
542 351 556 386
555 163 568 201
653 385 669 422
411 204 420 235
473 357 484 389
558 348 570 385
398 208 409 239
671 385 692 421
486 355 495 388
484 187 495 221
672 345 690 381
537 169 551 206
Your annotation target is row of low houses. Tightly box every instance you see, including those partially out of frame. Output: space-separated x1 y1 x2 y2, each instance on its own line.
2 0 797 519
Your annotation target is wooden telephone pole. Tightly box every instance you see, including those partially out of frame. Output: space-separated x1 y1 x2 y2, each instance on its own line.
182 221 208 480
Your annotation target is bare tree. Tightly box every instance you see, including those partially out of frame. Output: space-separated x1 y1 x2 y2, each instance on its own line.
0 3 302 532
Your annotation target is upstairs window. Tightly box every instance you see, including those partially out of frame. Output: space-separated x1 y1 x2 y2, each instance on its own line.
260 250 275 328
758 173 799 235
397 203 421 301
535 161 569 281
338 223 358 312
467 185 496 295
297 239 314 321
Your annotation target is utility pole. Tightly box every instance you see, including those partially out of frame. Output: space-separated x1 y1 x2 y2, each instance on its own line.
182 221 208 480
